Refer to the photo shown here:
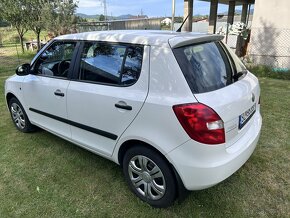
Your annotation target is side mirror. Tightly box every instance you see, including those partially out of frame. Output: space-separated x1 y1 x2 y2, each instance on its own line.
16 63 31 76
40 52 48 60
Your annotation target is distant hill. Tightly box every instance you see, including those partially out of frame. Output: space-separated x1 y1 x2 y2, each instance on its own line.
76 13 147 21
116 14 135 20
76 13 148 20
76 13 98 19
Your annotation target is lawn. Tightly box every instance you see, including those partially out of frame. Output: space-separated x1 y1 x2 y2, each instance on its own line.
0 28 48 44
0 54 289 216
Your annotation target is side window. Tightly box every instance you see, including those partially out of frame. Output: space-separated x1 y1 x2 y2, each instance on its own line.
34 41 76 78
79 42 143 86
80 42 126 85
121 46 143 85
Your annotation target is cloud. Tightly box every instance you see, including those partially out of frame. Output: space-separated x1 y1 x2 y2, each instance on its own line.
77 0 102 8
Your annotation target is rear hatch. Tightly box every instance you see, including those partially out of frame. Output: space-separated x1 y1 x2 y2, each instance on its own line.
194 73 260 147
170 35 260 147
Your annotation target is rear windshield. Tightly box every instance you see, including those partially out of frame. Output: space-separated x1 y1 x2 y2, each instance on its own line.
173 42 239 94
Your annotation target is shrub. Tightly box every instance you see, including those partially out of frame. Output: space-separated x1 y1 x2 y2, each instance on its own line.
247 65 290 80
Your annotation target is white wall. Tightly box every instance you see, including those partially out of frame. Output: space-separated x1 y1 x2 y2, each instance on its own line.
249 0 290 69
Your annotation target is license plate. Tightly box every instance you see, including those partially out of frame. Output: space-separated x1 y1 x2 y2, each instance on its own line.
239 104 256 129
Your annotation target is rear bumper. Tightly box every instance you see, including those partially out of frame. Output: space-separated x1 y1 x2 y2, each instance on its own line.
166 112 262 190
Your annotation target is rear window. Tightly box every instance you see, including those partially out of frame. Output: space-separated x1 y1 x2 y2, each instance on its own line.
173 42 234 94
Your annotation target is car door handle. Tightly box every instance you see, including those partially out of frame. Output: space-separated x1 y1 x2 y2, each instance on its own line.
54 90 65 97
115 102 132 111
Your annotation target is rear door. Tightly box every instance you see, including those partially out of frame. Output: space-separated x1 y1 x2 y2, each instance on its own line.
172 40 260 146
66 42 149 156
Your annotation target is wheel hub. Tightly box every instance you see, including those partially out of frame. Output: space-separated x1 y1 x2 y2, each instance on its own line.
141 172 152 183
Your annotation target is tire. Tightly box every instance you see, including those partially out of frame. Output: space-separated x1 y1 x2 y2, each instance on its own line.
8 97 36 133
123 145 177 208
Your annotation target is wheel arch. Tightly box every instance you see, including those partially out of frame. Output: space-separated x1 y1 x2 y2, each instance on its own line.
118 139 166 167
117 139 188 198
6 92 18 106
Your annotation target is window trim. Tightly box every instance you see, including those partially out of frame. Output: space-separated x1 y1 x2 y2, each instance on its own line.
71 40 144 87
31 40 80 81
219 41 247 81
215 42 233 86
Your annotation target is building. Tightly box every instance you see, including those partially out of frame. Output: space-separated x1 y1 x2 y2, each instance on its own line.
161 18 172 26
249 0 290 70
182 0 290 70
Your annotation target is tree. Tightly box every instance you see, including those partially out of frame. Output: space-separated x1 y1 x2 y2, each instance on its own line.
44 0 78 36
99 14 105 21
76 16 87 23
27 0 47 50
0 0 29 52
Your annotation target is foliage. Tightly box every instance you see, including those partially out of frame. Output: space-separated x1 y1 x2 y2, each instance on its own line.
26 0 48 50
99 14 105 21
248 65 290 80
174 17 183 23
161 22 171 31
76 16 88 23
0 0 29 52
0 0 78 51
43 0 78 36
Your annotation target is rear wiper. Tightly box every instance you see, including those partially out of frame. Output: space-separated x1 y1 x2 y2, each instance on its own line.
233 70 247 81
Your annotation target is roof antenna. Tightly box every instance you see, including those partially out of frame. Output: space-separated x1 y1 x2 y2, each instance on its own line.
176 14 189 32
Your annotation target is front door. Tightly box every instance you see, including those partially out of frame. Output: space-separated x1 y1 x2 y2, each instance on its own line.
22 41 78 139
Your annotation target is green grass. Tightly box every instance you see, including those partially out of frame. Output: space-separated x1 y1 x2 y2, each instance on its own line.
0 67 289 216
0 44 36 76
0 27 48 44
248 65 290 80
0 27 47 76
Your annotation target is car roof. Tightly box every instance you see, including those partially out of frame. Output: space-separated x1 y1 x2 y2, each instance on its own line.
55 30 224 48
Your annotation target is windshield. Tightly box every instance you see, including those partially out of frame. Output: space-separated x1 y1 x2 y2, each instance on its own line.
173 41 237 94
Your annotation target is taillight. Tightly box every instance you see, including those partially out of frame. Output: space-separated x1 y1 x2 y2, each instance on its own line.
173 103 225 145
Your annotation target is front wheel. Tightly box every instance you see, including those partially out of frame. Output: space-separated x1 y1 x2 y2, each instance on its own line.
123 146 177 208
9 97 36 133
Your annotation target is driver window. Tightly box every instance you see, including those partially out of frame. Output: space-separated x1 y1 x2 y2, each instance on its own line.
34 41 76 78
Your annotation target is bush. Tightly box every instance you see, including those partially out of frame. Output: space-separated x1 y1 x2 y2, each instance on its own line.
247 65 290 80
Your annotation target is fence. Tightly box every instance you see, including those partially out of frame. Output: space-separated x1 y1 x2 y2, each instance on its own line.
247 28 290 70
77 18 162 32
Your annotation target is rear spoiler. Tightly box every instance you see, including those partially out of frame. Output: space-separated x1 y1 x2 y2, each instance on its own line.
169 34 224 49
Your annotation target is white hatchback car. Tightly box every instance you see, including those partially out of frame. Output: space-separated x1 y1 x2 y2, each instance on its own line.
5 30 262 207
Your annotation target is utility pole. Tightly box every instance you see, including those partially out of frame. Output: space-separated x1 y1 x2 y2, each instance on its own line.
171 0 175 31
101 0 108 30
103 0 107 21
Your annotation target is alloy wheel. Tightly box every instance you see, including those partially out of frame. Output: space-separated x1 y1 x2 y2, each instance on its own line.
11 103 26 129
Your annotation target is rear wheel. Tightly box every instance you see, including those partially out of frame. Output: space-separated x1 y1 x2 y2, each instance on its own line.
123 146 177 208
9 97 36 133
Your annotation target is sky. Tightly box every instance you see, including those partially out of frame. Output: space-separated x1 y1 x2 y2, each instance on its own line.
76 0 240 17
